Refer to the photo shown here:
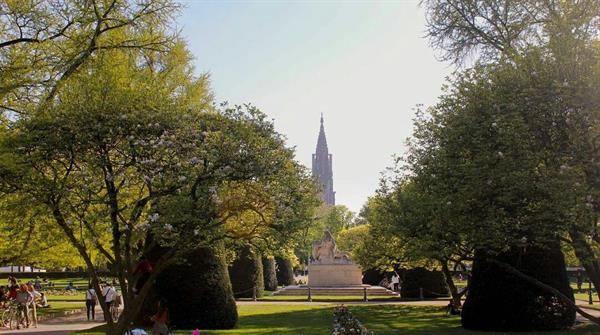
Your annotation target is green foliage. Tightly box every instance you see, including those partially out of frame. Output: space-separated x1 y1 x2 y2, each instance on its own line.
462 246 576 331
229 246 264 299
361 268 386 286
275 256 294 286
156 247 238 329
400 268 448 299
0 0 181 115
262 256 278 291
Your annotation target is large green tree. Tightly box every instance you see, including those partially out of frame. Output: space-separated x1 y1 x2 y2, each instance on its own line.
420 0 600 319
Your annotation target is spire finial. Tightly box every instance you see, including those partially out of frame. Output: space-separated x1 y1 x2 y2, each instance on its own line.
320 113 324 125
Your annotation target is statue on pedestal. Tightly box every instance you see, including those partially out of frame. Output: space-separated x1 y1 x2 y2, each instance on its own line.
311 231 351 264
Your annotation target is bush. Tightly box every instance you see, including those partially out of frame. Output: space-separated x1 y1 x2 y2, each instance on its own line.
262 257 278 291
400 267 448 299
229 246 264 298
332 305 371 335
154 247 238 329
362 268 386 286
275 256 294 286
461 245 576 331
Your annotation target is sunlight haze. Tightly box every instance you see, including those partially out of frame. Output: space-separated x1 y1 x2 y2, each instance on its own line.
179 0 454 212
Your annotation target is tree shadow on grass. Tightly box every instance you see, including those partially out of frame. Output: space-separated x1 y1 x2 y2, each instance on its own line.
351 305 600 335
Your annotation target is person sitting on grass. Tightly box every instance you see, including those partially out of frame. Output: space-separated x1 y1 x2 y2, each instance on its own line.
65 282 77 291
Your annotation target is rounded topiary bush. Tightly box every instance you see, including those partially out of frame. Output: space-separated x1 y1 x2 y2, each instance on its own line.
155 247 238 329
362 268 386 286
275 256 294 286
229 246 264 298
262 256 278 291
461 245 575 331
400 267 448 299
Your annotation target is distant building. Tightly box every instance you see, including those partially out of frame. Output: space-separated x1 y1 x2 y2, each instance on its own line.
0 265 46 273
312 114 335 206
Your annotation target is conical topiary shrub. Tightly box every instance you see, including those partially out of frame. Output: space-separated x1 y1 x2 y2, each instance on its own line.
262 256 278 291
461 245 575 331
275 256 294 286
155 247 238 329
229 246 264 298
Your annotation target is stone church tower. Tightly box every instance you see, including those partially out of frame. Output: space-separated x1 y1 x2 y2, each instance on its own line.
312 114 335 206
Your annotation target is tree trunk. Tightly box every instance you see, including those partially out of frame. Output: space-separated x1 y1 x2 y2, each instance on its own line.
569 229 600 300
440 259 462 307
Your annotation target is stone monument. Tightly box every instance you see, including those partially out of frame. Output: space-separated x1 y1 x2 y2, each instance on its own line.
308 231 362 286
272 231 398 297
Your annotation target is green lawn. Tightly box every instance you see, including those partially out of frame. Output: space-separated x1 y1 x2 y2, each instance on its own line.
75 304 600 335
36 301 86 317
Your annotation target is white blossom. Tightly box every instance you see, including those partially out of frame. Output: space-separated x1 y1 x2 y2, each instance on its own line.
164 223 173 231
149 213 160 222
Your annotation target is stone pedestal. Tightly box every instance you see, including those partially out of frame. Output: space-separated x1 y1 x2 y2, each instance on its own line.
308 263 362 286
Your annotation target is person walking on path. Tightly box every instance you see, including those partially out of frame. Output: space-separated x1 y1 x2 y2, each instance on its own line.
85 284 98 321
101 282 117 321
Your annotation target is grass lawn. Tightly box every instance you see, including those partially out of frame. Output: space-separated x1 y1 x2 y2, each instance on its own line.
36 301 86 317
75 304 600 335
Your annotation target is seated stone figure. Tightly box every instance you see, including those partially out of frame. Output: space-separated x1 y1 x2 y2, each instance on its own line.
312 231 351 264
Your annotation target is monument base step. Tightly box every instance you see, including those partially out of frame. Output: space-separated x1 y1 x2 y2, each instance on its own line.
272 285 399 297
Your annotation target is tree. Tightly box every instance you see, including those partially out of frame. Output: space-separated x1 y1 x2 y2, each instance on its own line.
0 0 180 115
422 0 600 65
0 39 318 334
422 0 600 300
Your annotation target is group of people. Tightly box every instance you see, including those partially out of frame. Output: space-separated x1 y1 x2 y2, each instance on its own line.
84 281 119 321
379 272 402 292
0 276 50 329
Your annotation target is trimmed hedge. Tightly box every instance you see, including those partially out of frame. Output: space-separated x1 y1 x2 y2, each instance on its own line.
400 267 448 299
275 256 294 286
262 257 278 291
461 246 575 331
155 247 238 329
229 246 264 299
362 268 386 286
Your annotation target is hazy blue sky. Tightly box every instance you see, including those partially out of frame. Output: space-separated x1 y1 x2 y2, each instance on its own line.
178 0 454 212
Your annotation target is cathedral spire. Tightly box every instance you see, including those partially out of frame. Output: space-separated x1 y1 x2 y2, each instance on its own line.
312 114 335 206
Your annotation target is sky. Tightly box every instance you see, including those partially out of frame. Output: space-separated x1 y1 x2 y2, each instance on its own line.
178 0 454 213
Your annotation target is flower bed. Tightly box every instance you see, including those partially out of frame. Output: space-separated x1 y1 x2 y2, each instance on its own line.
332 305 372 335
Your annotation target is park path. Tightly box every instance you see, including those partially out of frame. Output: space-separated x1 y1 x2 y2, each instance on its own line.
2 300 599 335
0 307 103 335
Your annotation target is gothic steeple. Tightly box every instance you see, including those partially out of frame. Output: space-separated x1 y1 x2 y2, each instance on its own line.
312 114 335 206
